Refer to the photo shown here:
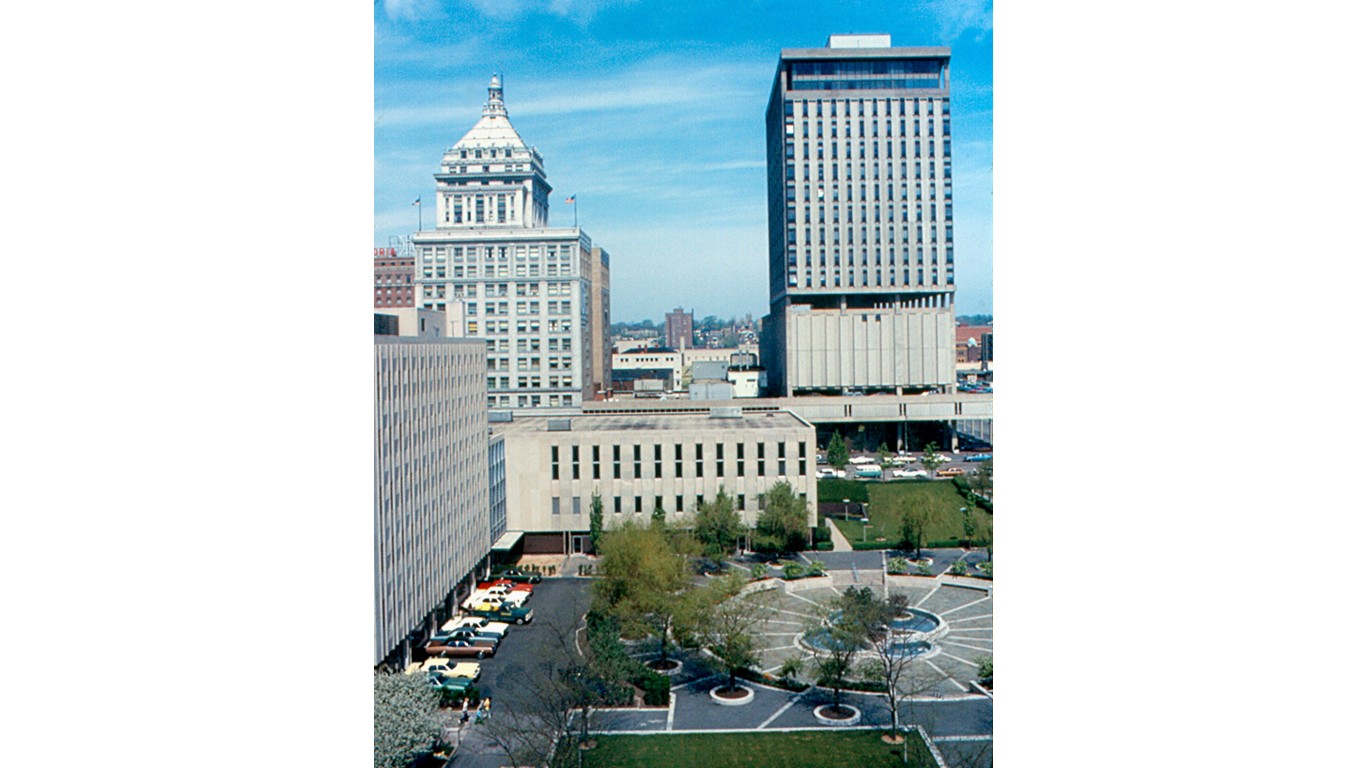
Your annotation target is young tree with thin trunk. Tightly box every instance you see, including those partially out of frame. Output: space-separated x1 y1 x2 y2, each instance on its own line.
921 441 946 477
696 571 772 693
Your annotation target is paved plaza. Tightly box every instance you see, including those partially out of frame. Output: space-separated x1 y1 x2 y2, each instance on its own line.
449 555 992 767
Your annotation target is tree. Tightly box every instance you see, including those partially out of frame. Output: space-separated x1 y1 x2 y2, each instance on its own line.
961 508 978 549
809 586 879 716
753 481 810 553
898 497 930 559
595 520 695 665
826 432 849 471
651 505 666 526
921 441 946 477
374 672 442 768
589 490 604 554
877 442 892 467
696 571 772 693
692 489 744 561
967 458 993 500
857 592 943 742
482 614 599 768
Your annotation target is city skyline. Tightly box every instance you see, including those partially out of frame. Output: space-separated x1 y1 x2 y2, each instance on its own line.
375 1 993 322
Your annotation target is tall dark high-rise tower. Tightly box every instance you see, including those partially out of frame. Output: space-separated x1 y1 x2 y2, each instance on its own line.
762 35 957 396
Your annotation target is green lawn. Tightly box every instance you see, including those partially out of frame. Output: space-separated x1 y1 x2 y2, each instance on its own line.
828 480 991 550
581 730 934 767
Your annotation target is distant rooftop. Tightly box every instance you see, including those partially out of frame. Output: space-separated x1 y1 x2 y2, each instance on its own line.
491 410 810 434
827 33 891 48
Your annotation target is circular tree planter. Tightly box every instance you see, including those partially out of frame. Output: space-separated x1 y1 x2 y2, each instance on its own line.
709 685 755 706
646 658 683 676
813 704 862 726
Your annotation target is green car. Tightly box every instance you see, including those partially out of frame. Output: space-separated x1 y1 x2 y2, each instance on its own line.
427 672 473 693
494 568 542 584
467 603 534 625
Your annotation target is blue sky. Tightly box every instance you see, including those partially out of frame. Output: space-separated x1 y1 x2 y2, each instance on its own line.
375 0 992 323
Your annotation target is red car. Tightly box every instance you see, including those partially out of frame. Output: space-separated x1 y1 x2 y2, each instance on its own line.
423 637 496 659
477 579 533 594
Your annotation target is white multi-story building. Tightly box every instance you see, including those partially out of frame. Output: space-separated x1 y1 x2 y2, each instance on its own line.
492 410 819 555
412 76 611 409
374 333 490 667
762 35 957 396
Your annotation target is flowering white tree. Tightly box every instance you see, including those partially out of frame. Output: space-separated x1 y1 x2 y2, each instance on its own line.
373 672 441 768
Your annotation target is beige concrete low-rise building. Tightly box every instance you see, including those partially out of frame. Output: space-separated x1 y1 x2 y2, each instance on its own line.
492 409 819 554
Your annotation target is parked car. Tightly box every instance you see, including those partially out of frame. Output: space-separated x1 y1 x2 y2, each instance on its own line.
481 584 533 602
964 454 993 462
409 658 481 681
427 672 475 693
493 568 542 584
462 590 528 610
892 469 928 479
938 467 966 477
468 603 534 625
816 467 842 479
423 637 496 658
433 628 500 648
848 456 875 464
446 616 510 637
922 454 952 464
477 579 534 594
428 661 481 681
855 466 883 478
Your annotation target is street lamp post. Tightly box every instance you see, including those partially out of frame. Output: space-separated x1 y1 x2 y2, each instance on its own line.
861 517 870 543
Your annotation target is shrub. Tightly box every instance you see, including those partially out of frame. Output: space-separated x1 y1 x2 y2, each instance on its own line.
950 561 967 576
887 557 911 575
782 562 807 580
978 561 993 579
751 563 768 580
977 656 993 681
916 562 932 576
778 656 804 682
735 666 809 693
812 541 833 551
811 526 831 544
632 669 671 706
807 559 826 575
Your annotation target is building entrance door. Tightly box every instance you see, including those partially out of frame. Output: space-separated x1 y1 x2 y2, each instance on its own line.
571 535 588 554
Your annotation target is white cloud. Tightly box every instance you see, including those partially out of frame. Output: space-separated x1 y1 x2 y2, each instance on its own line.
925 0 993 42
382 0 443 22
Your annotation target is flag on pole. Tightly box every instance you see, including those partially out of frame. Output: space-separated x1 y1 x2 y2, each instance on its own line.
411 197 421 206
564 195 576 204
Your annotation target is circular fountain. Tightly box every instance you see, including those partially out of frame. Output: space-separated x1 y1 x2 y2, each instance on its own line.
799 607 945 659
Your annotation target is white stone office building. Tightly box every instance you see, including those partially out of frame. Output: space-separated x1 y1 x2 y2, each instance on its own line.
762 35 957 396
374 334 490 667
492 410 819 554
412 76 611 410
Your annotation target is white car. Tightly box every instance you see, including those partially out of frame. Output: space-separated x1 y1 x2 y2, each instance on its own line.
892 469 928 479
443 616 510 637
816 467 843 479
921 454 953 464
848 456 875 465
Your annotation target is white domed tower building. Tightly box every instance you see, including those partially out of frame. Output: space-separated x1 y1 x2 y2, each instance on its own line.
412 76 611 410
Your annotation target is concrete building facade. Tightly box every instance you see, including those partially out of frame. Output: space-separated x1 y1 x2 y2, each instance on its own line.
374 334 491 667
493 411 819 554
411 75 611 410
763 35 957 396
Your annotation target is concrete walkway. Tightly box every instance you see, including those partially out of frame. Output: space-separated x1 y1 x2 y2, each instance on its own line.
826 519 854 551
